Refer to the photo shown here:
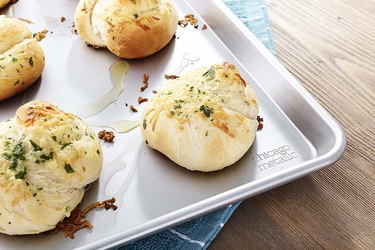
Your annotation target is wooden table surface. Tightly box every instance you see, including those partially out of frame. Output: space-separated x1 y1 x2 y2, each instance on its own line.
211 0 375 248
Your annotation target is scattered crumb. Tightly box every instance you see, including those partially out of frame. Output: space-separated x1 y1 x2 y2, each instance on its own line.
98 129 115 142
137 96 148 104
61 16 66 23
178 14 198 28
129 105 138 113
33 30 49 42
202 24 207 30
164 74 180 79
125 103 128 107
152 90 158 94
141 74 149 92
71 22 78 34
257 115 264 130
50 198 117 239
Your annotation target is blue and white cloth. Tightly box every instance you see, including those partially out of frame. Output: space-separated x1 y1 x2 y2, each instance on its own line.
119 0 274 249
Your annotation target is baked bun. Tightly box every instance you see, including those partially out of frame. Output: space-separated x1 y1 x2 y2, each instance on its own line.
0 0 11 8
141 62 259 172
0 15 45 101
74 0 178 59
0 101 102 235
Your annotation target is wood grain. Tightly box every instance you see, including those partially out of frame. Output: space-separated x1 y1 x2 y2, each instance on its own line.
210 0 375 248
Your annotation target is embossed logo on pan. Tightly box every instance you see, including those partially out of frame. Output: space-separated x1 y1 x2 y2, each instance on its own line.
252 145 298 171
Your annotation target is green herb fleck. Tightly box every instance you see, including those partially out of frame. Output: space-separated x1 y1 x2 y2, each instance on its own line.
202 66 215 80
61 143 72 149
52 135 57 141
28 57 33 67
143 119 147 129
174 103 182 109
40 152 53 161
30 140 43 151
15 170 27 179
64 163 75 174
200 105 214 118
2 153 11 160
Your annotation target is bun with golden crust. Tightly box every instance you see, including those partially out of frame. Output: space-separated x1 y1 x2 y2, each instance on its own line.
141 62 259 172
0 15 45 101
74 0 178 59
0 0 11 9
0 101 102 235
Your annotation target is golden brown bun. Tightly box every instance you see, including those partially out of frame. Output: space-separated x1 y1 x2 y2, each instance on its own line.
141 62 259 172
0 15 45 101
0 101 103 235
74 0 178 58
0 0 11 9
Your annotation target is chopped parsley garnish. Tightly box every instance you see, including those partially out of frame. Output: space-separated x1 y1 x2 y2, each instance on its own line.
15 170 26 179
202 66 215 80
30 140 43 151
200 105 214 118
52 135 57 141
28 57 33 67
2 153 11 160
64 163 75 173
174 103 182 109
12 140 25 160
61 143 72 149
40 152 53 161
143 119 147 129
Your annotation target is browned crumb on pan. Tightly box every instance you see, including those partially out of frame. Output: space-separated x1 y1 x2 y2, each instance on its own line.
71 22 78 35
98 129 115 142
257 115 264 130
137 96 148 104
164 74 180 79
33 30 49 41
129 105 138 113
141 74 149 92
61 16 66 23
202 24 207 30
178 14 198 28
50 198 117 239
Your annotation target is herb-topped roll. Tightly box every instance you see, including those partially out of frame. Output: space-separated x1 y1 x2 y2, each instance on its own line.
0 15 45 101
0 101 102 235
74 0 178 58
141 62 259 172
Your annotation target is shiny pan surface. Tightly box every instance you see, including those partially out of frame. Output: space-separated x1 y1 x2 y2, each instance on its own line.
0 0 345 249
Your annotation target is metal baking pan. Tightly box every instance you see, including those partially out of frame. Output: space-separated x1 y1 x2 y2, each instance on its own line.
0 0 346 249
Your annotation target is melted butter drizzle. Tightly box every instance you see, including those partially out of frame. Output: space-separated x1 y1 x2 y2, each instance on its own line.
78 61 130 118
174 52 200 74
90 120 139 133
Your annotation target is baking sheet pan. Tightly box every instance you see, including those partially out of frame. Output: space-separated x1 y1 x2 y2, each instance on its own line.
0 0 345 249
